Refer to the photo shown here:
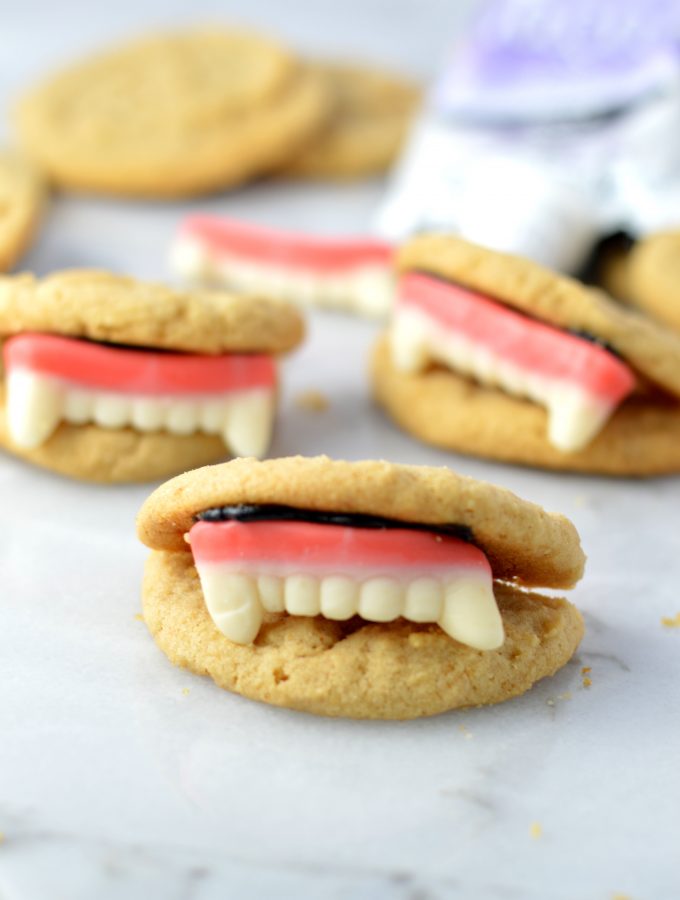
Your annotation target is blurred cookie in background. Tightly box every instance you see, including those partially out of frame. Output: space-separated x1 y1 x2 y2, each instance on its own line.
282 62 421 179
15 29 330 198
624 231 680 333
0 151 45 272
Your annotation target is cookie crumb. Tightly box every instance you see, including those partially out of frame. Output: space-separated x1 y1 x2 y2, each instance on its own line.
0 832 5 844
134 613 143 622
661 612 680 629
529 822 542 840
582 677 592 688
611 894 632 900
458 724 473 739
581 666 591 675
557 691 572 701
546 698 556 707
294 390 329 413
182 688 190 696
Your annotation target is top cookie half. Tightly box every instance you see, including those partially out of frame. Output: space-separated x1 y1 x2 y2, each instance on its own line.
15 29 330 198
0 270 304 354
399 234 680 399
137 455 585 589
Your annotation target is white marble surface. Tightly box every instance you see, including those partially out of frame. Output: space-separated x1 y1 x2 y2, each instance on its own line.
2 4 680 899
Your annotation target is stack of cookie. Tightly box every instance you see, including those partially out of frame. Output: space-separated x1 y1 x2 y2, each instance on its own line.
0 27 419 276
13 29 420 199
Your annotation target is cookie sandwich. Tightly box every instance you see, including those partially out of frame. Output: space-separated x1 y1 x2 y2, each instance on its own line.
0 151 44 272
16 29 329 198
281 62 421 179
373 234 680 475
172 214 394 317
0 270 303 481
138 456 585 719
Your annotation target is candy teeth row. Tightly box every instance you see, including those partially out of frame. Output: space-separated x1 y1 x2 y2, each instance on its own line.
5 368 275 458
171 236 395 318
390 307 613 453
196 567 505 650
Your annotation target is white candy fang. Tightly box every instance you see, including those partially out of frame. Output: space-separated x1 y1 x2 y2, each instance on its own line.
6 369 63 449
5 368 276 457
199 571 264 645
390 306 614 453
439 577 504 651
170 235 395 318
196 568 504 650
221 390 275 458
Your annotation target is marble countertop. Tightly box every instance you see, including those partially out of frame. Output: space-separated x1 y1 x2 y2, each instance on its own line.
2 4 680 899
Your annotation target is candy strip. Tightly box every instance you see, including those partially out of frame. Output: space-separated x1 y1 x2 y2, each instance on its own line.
4 333 275 394
171 215 395 317
391 273 636 452
3 334 276 456
189 519 503 649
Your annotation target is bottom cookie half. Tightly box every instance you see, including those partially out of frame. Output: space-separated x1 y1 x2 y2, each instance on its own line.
142 550 584 720
372 335 680 476
0 391 228 482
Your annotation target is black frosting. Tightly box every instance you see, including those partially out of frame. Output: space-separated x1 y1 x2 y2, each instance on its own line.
195 503 473 542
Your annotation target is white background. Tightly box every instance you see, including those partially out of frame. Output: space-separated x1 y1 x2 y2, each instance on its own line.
1 3 679 899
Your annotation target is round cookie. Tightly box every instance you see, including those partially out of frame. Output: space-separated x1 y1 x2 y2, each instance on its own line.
0 151 45 272
372 334 680 476
143 549 584 720
0 269 304 354
137 455 586 588
282 62 420 179
15 30 330 198
398 234 680 400
626 231 680 332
